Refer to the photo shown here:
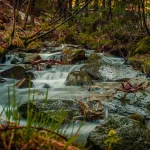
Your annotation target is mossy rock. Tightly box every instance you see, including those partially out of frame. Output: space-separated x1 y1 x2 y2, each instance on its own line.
80 53 102 80
129 54 150 74
62 48 85 64
134 36 150 54
86 53 101 64
0 23 5 30
0 46 5 54
0 66 26 79
27 41 43 50
65 71 93 86
86 114 150 150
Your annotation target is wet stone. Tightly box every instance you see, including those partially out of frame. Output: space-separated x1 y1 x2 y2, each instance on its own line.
0 66 25 79
0 78 6 83
86 114 150 150
65 71 93 86
18 102 39 118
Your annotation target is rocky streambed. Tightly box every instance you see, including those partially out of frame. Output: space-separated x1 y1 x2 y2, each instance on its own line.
0 44 150 149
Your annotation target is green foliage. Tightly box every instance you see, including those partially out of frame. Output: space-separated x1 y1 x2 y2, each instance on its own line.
79 13 100 33
55 23 78 43
86 53 100 64
0 46 5 54
27 40 43 49
78 33 95 47
129 54 150 74
134 36 150 54
104 130 120 150
35 0 54 14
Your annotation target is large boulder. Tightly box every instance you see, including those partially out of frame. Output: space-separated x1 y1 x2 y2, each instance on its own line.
86 114 150 150
18 100 80 123
0 66 25 79
0 66 34 80
62 47 85 64
65 71 93 86
81 53 102 79
107 78 150 119
26 41 43 53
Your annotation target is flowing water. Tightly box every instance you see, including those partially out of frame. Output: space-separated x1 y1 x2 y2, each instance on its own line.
0 45 148 144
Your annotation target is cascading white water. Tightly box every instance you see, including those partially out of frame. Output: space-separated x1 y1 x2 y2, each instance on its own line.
4 55 15 65
39 52 62 60
33 64 83 88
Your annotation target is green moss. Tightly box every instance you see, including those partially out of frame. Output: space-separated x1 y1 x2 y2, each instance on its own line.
80 13 100 33
134 36 150 54
86 53 101 64
129 54 150 74
0 46 5 54
27 41 43 49
63 48 84 56
65 71 93 86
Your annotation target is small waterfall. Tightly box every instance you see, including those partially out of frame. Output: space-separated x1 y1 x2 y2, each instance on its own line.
39 52 61 60
34 64 83 80
103 102 109 119
4 55 15 65
33 64 83 88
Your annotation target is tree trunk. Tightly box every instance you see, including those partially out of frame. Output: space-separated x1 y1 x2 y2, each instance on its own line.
141 0 150 35
94 0 99 11
68 0 73 16
85 0 88 17
107 0 112 21
57 0 62 17
102 0 106 19
63 0 68 19
75 0 79 7
9 0 17 48
138 0 142 29
30 0 35 25
22 0 31 29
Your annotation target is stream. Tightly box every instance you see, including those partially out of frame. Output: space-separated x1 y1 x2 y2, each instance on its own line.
0 44 150 144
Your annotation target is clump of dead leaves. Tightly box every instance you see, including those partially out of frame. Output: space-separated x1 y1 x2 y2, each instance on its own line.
0 120 80 150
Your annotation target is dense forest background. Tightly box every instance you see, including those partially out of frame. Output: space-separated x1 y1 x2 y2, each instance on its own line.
0 0 150 66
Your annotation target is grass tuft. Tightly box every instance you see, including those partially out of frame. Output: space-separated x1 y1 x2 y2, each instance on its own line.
0 83 82 149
